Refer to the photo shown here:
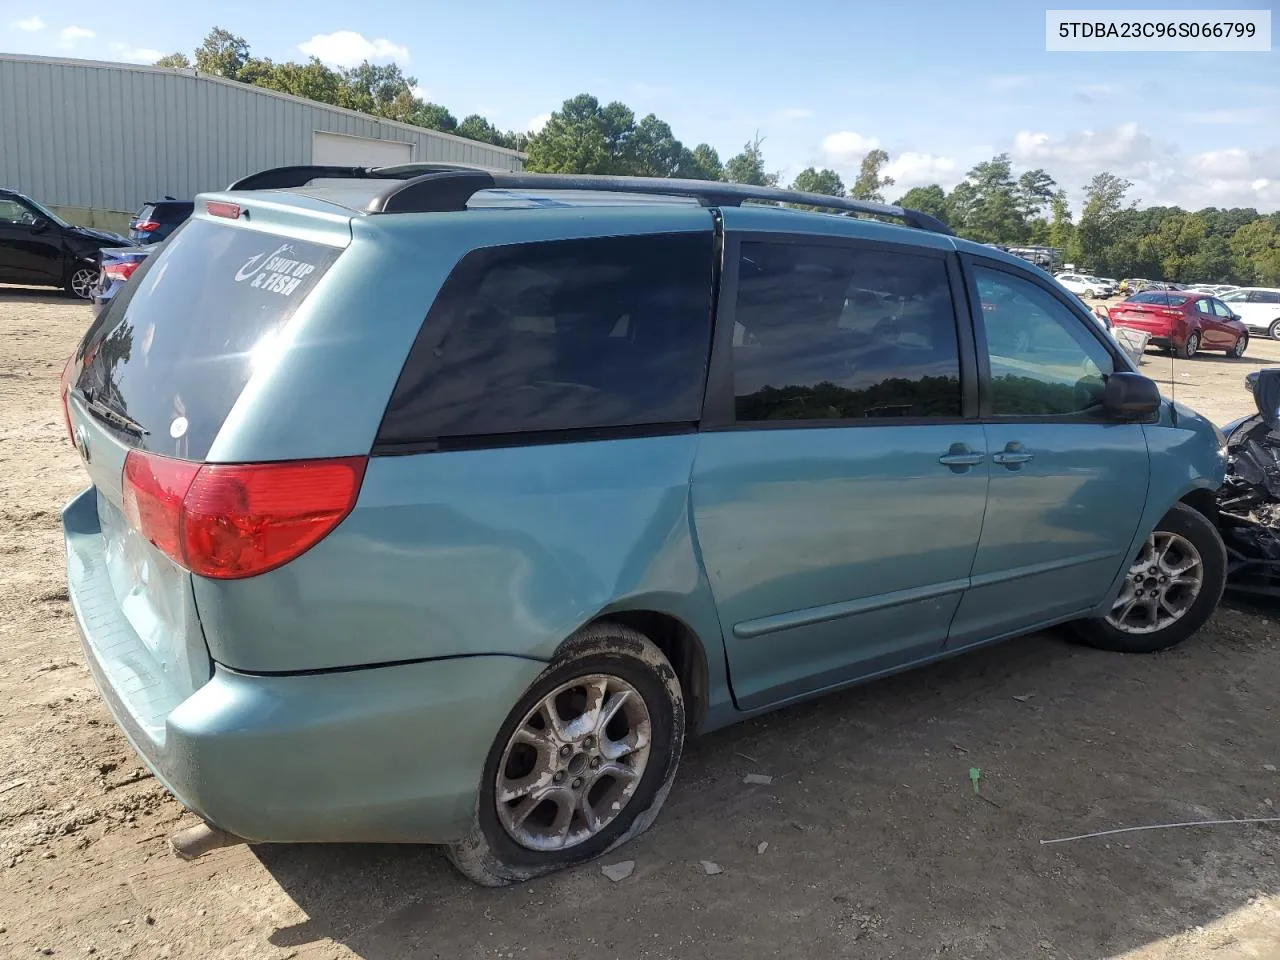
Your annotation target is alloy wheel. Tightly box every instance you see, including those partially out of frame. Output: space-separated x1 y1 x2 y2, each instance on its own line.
69 267 95 300
1106 532 1204 635
1182 333 1199 358
495 674 652 852
1233 334 1248 358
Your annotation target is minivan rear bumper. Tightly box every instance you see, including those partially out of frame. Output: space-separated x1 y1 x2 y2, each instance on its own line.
64 487 544 845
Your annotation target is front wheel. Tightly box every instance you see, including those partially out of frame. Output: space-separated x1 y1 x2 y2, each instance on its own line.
1231 333 1249 358
1181 333 1200 359
1269 318 1280 341
447 623 685 886
1083 288 1096 299
1071 503 1225 654
65 263 96 301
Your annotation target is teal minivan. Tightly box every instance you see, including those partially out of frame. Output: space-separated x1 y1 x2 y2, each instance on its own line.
60 166 1227 885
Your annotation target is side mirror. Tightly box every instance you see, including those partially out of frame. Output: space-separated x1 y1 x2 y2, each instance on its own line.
1230 313 1243 322
29 217 49 234
1254 368 1280 428
1101 371 1161 420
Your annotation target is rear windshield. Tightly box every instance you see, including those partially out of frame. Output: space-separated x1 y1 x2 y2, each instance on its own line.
1129 292 1189 306
137 202 194 222
74 218 343 459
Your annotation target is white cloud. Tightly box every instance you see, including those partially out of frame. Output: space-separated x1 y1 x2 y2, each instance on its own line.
411 85 430 102
526 113 551 134
110 42 164 63
297 31 409 68
884 151 958 189
57 25 94 46
1009 123 1279 211
13 16 45 31
819 131 881 167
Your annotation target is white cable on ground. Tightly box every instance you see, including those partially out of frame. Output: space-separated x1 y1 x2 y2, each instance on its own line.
1041 817 1280 845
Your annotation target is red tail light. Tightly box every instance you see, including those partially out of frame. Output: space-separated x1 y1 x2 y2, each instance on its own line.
103 261 140 282
59 352 76 445
133 220 160 232
123 452 367 579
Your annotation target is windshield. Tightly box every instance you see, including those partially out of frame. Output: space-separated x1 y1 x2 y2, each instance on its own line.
1223 291 1248 302
20 195 70 229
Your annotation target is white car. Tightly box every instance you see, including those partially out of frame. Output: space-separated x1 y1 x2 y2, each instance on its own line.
1055 273 1109 298
1220 288 1280 339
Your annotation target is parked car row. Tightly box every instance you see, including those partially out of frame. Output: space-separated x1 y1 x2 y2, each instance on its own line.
0 187 193 301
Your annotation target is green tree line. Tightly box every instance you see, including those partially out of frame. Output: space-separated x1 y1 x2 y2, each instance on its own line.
161 27 1279 286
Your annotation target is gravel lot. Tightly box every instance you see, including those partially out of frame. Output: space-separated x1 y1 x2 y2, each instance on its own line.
1 288 1278 960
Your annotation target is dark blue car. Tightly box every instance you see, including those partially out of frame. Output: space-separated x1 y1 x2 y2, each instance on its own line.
128 199 194 244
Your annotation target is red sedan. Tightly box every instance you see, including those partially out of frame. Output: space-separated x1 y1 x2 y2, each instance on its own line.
1110 290 1249 359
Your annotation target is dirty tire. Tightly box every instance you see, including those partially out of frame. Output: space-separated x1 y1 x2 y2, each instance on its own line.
1071 502 1226 654
446 623 684 887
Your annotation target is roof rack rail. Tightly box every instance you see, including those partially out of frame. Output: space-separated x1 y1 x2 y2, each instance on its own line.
228 165 954 235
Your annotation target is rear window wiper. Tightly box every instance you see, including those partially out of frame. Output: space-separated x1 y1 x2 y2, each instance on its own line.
79 390 149 438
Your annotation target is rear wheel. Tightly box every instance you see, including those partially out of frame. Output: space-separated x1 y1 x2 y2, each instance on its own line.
1181 332 1200 359
447 623 684 886
65 264 96 301
1231 333 1249 358
1071 503 1225 654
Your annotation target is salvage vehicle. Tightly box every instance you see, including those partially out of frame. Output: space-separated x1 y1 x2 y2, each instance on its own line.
90 245 156 319
60 165 1229 887
0 187 131 299
1110 290 1249 359
1218 369 1280 598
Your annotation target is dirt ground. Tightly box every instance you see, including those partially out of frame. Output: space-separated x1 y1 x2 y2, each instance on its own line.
1 287 1278 960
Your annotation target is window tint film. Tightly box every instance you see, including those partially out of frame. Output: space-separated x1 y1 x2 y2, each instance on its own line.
378 232 714 445
975 266 1114 417
74 218 343 459
732 241 961 422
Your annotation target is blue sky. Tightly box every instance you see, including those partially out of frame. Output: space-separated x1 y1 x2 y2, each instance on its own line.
5 0 1278 210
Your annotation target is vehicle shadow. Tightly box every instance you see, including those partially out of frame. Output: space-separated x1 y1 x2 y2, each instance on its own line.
253 612 1280 959
0 285 83 305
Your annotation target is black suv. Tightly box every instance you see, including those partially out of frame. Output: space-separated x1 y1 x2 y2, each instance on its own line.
129 198 195 244
0 188 132 299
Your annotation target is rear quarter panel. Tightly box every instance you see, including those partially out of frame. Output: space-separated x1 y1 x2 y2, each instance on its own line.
192 203 733 716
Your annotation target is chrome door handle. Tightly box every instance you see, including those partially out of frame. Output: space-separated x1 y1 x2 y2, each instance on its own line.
939 443 985 472
992 442 1034 468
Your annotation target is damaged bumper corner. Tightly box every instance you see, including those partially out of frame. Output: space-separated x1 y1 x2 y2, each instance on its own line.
1217 414 1280 598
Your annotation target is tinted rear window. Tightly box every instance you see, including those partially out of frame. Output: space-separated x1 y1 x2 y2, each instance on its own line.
377 232 714 447
1129 292 1189 306
74 218 342 459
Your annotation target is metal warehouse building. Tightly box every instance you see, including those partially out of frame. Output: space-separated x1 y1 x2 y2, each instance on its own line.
0 53 525 231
